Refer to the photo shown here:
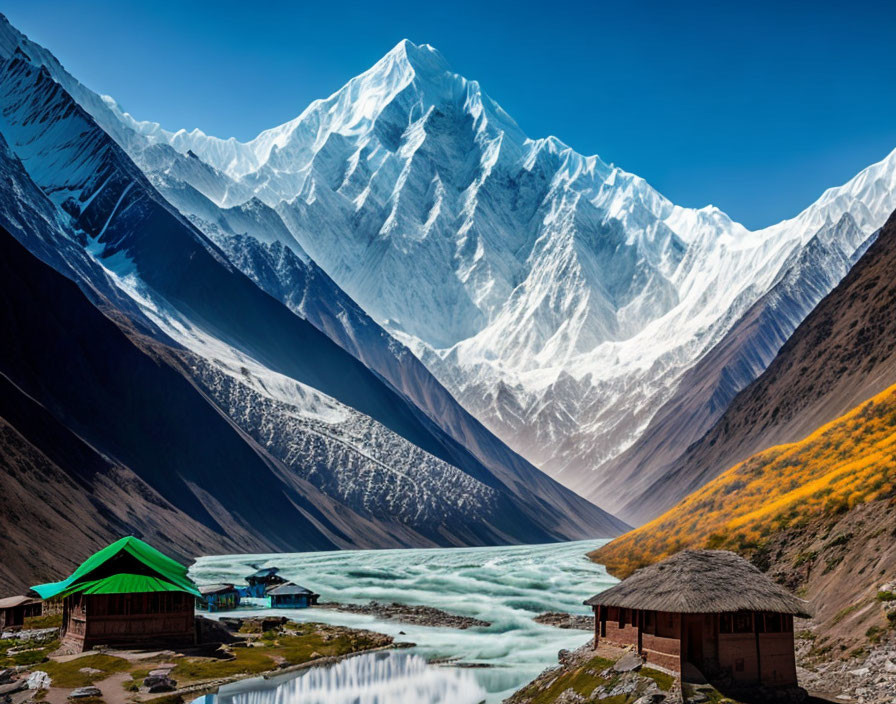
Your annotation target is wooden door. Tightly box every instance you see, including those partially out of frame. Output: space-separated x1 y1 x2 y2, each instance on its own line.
686 615 703 665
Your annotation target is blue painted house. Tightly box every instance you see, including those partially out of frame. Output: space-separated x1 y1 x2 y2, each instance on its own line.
268 583 320 609
197 583 240 612
244 568 286 598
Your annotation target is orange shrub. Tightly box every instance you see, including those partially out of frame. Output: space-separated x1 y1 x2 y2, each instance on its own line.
592 382 896 578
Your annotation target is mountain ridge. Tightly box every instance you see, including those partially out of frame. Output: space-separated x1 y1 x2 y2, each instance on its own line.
0 20 627 574
91 35 896 514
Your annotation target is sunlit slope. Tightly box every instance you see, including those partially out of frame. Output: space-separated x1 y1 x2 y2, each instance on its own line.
591 383 896 578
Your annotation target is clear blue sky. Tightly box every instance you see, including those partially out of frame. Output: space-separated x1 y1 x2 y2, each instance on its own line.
4 0 895 228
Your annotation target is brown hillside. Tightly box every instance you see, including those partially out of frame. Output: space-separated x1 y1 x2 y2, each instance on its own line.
590 383 896 649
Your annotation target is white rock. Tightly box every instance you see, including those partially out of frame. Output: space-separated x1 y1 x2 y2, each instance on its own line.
25 671 50 690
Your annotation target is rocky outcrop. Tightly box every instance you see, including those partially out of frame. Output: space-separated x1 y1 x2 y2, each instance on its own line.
318 601 491 629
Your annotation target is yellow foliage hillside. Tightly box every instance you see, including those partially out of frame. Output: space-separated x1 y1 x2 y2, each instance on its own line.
592 382 896 578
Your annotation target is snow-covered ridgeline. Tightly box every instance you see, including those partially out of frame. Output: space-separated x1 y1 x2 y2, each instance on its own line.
105 37 896 495
4 11 895 504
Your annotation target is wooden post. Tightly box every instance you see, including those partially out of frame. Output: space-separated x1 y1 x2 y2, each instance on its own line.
637 609 643 656
679 613 687 700
593 606 600 650
754 611 763 685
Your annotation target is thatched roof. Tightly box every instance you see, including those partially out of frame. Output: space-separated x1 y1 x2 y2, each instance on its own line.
585 550 812 618
198 583 236 596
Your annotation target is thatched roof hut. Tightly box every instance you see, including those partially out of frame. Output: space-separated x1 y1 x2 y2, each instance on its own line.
585 550 811 688
586 550 811 617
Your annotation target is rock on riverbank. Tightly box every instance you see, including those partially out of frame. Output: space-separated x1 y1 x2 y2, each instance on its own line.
533 612 594 631
316 601 491 629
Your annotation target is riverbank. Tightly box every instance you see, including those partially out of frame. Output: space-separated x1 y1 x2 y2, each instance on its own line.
0 616 397 704
191 539 614 702
315 600 492 629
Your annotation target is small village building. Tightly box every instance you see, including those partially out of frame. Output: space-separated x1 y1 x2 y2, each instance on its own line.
0 596 42 630
244 567 286 597
268 583 320 609
31 536 201 652
585 550 811 688
196 584 241 612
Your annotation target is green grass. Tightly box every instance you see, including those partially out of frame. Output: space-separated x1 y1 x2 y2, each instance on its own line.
641 667 674 691
41 654 131 688
142 695 185 704
508 655 615 704
0 639 60 668
172 623 388 684
172 649 277 682
23 612 63 630
877 590 896 602
867 625 885 644
831 603 862 624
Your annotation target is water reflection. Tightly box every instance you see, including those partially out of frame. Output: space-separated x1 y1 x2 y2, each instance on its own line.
194 652 485 704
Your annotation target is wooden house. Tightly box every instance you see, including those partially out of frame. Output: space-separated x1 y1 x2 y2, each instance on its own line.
244 567 286 597
585 550 811 688
268 583 320 609
197 584 240 612
31 536 200 652
0 596 42 630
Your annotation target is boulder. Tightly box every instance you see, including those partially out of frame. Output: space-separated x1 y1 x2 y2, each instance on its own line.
145 676 177 693
261 617 287 632
25 671 50 690
68 687 102 699
0 671 12 685
612 652 644 673
0 681 26 696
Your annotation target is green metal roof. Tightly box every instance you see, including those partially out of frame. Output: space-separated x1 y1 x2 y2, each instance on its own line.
31 537 200 598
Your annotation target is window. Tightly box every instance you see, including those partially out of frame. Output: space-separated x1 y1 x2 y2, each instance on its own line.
721 612 754 634
762 613 783 633
733 612 753 633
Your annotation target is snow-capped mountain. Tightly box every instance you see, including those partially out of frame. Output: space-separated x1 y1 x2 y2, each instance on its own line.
5 11 896 524
0 16 627 553
94 38 896 512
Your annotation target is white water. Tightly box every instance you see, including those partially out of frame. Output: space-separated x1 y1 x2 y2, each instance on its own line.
190 540 615 702
195 652 485 704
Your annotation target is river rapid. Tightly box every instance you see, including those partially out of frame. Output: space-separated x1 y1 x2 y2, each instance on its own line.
190 539 615 703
